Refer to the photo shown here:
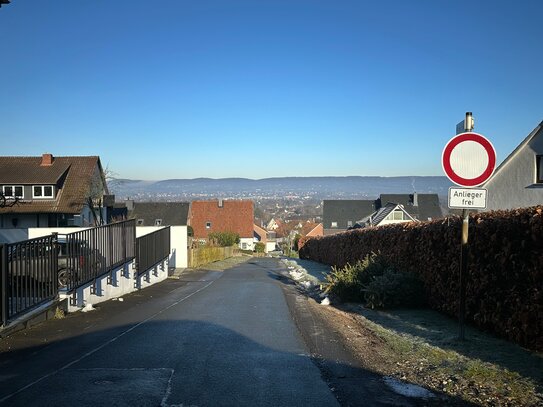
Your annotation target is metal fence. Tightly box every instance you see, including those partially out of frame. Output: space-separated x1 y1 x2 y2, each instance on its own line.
59 219 136 292
0 235 59 325
136 227 170 275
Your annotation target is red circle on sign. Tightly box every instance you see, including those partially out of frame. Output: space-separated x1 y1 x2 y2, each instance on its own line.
442 132 496 187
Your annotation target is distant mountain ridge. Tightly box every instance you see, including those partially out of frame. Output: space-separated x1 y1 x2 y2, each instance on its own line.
110 176 453 201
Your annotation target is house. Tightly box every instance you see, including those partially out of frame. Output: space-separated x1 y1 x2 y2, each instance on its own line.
253 224 277 253
355 202 417 228
483 120 543 210
323 193 442 234
0 153 111 228
323 200 376 235
377 193 442 222
189 199 255 250
127 201 190 226
266 218 280 230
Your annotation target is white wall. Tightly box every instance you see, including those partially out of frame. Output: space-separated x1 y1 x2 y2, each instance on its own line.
136 226 188 269
239 237 254 251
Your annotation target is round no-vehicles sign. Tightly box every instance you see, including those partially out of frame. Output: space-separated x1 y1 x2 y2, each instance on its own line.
442 132 496 187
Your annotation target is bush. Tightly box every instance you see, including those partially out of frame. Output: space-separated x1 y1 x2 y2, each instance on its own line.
324 253 391 302
254 242 265 253
364 269 426 309
208 231 240 247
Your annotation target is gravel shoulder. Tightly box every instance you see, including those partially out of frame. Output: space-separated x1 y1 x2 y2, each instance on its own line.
281 257 543 407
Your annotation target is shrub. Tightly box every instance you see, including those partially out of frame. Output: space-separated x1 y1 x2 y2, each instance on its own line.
324 252 391 302
364 269 426 309
208 231 240 247
254 242 265 253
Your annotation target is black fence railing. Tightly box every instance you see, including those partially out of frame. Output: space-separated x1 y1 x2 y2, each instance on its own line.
136 227 170 275
59 219 136 292
1 235 59 325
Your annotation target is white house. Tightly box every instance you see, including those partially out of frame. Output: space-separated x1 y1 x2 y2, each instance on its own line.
484 121 543 210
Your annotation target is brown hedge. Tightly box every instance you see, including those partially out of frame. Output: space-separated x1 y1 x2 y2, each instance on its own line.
299 206 543 351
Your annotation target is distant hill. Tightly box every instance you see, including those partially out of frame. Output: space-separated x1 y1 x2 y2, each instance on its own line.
109 176 453 201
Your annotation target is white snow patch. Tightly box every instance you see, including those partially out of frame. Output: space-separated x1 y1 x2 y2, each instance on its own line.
81 303 96 313
118 298 124 302
320 297 331 305
383 377 436 399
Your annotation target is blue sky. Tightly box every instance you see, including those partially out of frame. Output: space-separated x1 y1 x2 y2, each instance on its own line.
0 0 541 180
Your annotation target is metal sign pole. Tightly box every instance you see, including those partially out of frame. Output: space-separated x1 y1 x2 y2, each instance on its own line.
459 208 469 340
458 112 473 341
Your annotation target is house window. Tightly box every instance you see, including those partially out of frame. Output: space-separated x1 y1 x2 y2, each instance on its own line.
386 211 404 221
347 220 353 227
242 242 247 249
2 185 24 199
154 219 162 226
331 221 338 228
206 221 211 229
137 219 144 226
33 185 54 199
537 155 543 183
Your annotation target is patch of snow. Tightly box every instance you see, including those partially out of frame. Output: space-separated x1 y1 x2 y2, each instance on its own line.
321 297 331 305
383 377 435 399
81 303 96 313
118 298 124 302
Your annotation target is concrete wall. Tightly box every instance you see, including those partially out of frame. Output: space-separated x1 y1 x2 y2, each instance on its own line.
60 258 169 313
485 127 543 210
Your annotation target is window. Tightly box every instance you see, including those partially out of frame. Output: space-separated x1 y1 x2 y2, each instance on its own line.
537 155 543 184
206 221 211 229
386 210 404 221
331 221 338 228
154 219 162 226
347 220 353 227
33 185 54 199
136 219 144 226
242 242 247 249
2 185 24 198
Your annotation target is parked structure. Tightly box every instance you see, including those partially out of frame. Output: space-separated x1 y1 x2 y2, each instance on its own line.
323 193 442 235
484 120 543 210
0 154 112 228
189 199 255 250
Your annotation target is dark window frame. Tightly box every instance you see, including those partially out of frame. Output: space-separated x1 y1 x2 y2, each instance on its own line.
537 155 543 184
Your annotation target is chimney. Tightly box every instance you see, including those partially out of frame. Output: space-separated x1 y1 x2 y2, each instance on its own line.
41 153 54 166
218 199 223 208
413 192 418 207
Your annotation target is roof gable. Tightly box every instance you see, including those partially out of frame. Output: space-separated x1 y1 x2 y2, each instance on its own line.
0 155 103 214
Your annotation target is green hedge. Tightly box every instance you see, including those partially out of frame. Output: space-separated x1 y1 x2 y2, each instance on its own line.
299 206 543 351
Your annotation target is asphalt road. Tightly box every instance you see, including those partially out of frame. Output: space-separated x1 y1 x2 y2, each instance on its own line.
0 257 433 407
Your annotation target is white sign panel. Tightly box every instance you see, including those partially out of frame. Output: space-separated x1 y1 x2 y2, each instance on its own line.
448 188 487 209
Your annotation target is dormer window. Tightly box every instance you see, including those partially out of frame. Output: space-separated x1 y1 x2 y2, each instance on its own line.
33 185 54 199
536 155 543 184
2 185 24 199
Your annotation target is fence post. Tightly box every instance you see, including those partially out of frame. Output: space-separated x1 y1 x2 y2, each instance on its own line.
0 244 7 326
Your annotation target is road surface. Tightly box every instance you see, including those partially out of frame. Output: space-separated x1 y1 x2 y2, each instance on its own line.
0 258 422 406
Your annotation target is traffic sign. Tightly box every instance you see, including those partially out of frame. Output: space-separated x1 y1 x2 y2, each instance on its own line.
448 187 487 209
442 132 496 187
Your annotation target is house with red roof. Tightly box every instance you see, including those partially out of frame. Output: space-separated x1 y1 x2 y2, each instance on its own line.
0 153 111 229
189 199 255 250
